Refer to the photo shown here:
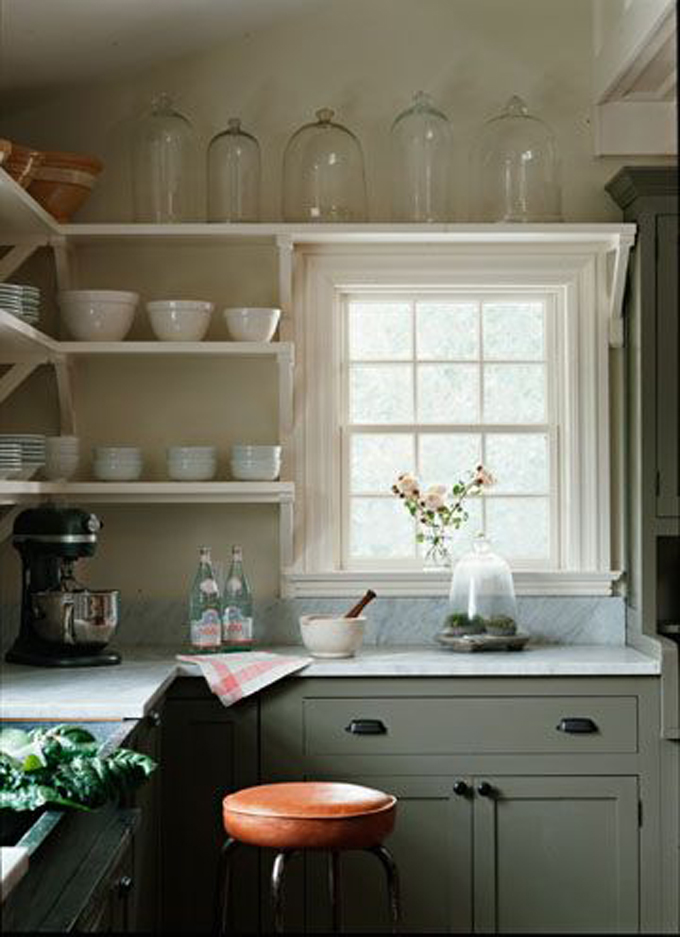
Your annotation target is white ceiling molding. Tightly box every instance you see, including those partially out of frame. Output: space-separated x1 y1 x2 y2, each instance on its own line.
592 0 677 155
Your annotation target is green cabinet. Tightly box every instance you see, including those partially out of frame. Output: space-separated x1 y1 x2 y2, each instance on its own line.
160 678 259 934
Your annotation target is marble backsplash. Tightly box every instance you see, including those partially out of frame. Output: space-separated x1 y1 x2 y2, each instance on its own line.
1 596 625 651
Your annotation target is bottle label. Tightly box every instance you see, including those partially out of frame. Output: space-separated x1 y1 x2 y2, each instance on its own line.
191 609 222 648
223 614 253 645
199 578 219 595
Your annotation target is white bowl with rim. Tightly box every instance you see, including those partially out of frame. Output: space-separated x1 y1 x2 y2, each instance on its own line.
299 614 366 658
58 290 139 342
147 300 214 342
223 307 281 343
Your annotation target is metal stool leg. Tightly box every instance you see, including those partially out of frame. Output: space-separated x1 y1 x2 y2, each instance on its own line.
271 849 299 934
328 850 341 932
214 837 241 935
365 844 401 934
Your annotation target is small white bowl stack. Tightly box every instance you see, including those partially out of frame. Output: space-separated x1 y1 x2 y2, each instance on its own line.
0 283 41 327
58 290 139 341
223 307 280 343
167 446 217 481
146 300 214 342
44 435 80 480
230 445 281 481
93 446 143 481
0 434 46 478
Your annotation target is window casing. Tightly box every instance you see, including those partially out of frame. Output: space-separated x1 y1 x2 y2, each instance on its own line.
285 240 627 597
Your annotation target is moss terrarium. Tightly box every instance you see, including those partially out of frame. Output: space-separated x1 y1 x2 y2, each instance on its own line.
446 535 518 635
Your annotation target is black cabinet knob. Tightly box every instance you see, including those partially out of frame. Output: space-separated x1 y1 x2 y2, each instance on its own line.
453 780 469 796
477 781 494 797
116 875 134 897
344 718 387 735
147 709 161 728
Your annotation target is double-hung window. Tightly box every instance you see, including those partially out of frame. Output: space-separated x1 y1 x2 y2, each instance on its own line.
286 236 632 597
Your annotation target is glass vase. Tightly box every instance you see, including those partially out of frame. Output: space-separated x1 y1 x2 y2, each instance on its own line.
207 117 260 222
390 91 452 222
447 534 518 634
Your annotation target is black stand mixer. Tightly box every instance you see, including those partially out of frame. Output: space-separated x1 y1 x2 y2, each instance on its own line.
5 504 121 667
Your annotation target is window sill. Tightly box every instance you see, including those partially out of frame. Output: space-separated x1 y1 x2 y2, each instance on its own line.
282 569 622 598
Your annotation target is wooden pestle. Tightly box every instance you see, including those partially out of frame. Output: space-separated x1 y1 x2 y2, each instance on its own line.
344 589 376 619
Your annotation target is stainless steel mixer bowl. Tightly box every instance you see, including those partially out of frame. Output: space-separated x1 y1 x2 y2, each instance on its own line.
31 590 120 646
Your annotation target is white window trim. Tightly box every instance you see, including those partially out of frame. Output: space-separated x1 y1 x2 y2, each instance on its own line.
283 237 631 598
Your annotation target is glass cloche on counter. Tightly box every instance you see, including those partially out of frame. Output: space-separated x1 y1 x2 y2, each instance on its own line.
390 91 452 222
207 117 260 222
470 95 562 222
446 534 518 635
282 107 367 222
131 92 201 222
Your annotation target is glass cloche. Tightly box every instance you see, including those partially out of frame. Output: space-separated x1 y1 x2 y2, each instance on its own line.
446 535 518 635
282 108 367 222
470 95 562 222
131 92 200 222
207 117 260 222
390 91 452 222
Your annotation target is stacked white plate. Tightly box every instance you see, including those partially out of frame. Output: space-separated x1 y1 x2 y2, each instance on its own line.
0 433 46 466
0 442 22 479
0 283 41 327
167 446 217 480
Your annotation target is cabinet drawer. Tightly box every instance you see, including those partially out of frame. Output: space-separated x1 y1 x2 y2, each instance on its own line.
303 696 638 755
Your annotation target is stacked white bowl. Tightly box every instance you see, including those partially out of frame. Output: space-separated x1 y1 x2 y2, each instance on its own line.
223 307 281 342
167 446 217 481
93 446 143 481
146 300 214 342
230 445 281 481
0 434 46 478
44 435 80 480
58 290 139 341
0 442 22 479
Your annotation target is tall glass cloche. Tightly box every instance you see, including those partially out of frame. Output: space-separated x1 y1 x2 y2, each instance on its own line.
471 95 562 222
207 117 260 222
282 108 367 222
446 534 518 635
131 92 200 222
390 91 452 222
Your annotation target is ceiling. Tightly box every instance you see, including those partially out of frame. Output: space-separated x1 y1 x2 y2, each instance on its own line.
0 0 326 101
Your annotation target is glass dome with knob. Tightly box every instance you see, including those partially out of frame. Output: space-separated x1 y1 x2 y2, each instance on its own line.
282 107 367 222
470 95 562 223
444 534 518 636
207 118 260 222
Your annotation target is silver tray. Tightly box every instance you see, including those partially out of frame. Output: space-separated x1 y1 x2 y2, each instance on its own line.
435 631 530 652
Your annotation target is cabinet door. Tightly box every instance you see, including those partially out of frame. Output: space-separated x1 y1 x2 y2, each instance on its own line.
127 708 162 933
657 214 679 517
473 776 639 934
161 690 259 934
298 776 472 935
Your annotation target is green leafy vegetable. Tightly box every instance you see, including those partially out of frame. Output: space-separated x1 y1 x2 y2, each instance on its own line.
0 724 156 813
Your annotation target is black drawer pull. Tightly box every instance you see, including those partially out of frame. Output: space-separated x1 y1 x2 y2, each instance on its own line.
556 717 599 734
345 718 387 735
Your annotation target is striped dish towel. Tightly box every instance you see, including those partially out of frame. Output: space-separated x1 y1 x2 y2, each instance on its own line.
176 651 312 706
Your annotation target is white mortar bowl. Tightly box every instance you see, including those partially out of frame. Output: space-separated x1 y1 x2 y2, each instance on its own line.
299 614 366 658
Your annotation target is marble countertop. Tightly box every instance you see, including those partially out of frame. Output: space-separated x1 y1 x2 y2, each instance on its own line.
0 644 660 721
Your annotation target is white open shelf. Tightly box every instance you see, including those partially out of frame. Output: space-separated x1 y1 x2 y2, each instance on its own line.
0 480 294 505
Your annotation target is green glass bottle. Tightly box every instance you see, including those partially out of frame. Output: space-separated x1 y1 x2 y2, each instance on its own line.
188 546 222 652
222 545 253 648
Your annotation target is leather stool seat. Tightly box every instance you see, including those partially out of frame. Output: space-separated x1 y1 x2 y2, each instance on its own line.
223 781 397 850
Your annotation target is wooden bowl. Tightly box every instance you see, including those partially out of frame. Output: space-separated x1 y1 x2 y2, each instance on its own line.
28 153 103 222
4 144 45 188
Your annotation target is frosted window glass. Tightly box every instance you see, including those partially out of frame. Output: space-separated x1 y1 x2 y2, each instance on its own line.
483 364 546 423
417 497 484 559
486 498 550 559
350 498 415 558
350 365 414 424
351 434 415 492
483 301 545 360
349 302 412 360
416 302 479 360
417 364 479 423
419 434 482 488
485 434 549 493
